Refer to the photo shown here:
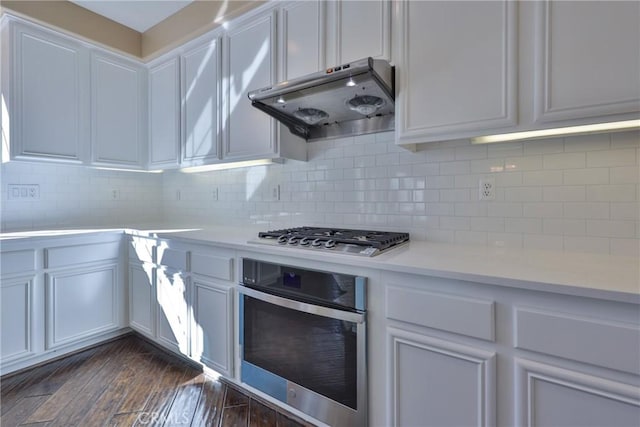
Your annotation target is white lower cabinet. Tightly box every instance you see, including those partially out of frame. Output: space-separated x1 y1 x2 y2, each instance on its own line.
156 268 189 355
387 327 496 427
45 264 119 349
1 275 36 363
128 262 155 338
191 277 233 377
377 271 640 427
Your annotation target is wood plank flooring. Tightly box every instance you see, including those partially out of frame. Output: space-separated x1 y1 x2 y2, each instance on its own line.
0 335 316 427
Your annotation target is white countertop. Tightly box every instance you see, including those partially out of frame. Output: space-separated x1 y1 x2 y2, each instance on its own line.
2 226 639 303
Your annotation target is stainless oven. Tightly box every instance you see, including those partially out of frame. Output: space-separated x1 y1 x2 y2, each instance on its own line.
239 258 367 426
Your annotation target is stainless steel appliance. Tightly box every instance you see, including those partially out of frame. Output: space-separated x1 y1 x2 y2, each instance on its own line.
239 258 367 426
249 226 410 257
247 57 394 141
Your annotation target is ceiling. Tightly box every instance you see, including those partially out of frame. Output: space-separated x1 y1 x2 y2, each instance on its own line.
70 1 194 33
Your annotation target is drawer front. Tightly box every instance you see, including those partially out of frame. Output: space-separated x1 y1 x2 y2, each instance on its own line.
386 286 495 341
45 241 120 269
128 237 155 263
1 250 36 275
515 307 640 375
191 253 233 282
157 247 188 271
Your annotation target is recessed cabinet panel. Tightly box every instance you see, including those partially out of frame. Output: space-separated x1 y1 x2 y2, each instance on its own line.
1 277 34 362
516 359 640 427
13 26 83 161
129 263 154 337
225 11 276 159
45 241 120 269
396 0 517 144
156 269 188 355
332 0 390 64
1 250 36 275
156 247 188 271
149 57 180 168
192 279 232 376
91 53 143 167
515 307 640 375
182 38 221 165
534 1 640 123
46 265 118 349
388 328 496 427
281 1 324 79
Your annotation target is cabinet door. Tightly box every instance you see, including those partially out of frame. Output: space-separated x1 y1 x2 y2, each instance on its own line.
46 264 119 349
1 276 35 363
10 23 85 163
395 0 517 145
156 268 189 355
533 0 640 123
516 358 640 427
149 57 180 168
181 38 221 165
224 10 277 160
91 52 145 168
387 328 496 427
191 278 233 377
129 263 155 337
280 0 325 79
328 0 390 65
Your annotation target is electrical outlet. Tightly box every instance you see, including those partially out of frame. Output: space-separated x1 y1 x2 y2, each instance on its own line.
213 187 219 201
176 190 181 201
479 178 495 201
8 184 40 200
271 184 280 201
111 189 120 200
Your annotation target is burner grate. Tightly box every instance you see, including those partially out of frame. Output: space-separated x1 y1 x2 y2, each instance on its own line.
258 227 410 251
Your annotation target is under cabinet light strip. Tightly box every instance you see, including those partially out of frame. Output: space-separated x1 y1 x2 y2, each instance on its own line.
180 159 275 173
471 119 640 144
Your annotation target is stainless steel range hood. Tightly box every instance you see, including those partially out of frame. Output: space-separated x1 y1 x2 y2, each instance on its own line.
247 57 394 142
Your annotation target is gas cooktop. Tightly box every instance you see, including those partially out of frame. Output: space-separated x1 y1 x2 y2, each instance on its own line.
251 227 410 257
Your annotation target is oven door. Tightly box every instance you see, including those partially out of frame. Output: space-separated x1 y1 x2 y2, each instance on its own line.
239 286 367 426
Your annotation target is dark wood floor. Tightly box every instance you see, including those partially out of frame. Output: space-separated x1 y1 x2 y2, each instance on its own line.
0 335 316 427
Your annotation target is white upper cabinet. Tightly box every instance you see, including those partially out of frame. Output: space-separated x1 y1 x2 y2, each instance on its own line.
181 37 222 166
280 0 325 79
394 0 517 145
327 0 391 65
90 52 146 168
223 9 277 160
8 21 87 163
532 0 640 124
148 56 180 169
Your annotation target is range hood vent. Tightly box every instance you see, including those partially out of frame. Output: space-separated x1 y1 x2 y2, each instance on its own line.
248 57 394 142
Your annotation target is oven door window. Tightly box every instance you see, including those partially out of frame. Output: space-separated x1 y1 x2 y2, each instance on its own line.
243 295 357 410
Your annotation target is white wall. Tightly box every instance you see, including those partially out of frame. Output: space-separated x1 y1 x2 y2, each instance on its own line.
163 130 640 256
1 162 163 230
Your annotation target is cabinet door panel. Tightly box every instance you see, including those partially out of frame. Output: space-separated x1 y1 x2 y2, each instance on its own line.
14 26 83 161
534 1 640 123
516 359 640 427
396 0 516 144
129 264 154 337
388 328 496 427
192 279 232 376
46 265 118 349
1 277 34 362
91 54 143 167
149 57 180 168
281 1 324 79
182 39 221 165
334 0 390 64
225 11 276 159
156 269 188 355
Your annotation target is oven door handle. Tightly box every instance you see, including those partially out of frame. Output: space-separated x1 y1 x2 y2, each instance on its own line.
240 286 365 324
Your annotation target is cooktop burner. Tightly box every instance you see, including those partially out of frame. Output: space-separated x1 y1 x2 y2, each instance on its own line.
254 227 410 257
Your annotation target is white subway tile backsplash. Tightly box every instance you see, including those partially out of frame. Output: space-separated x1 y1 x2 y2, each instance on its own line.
543 152 586 170
563 168 609 185
4 132 637 256
610 238 640 257
586 148 637 168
